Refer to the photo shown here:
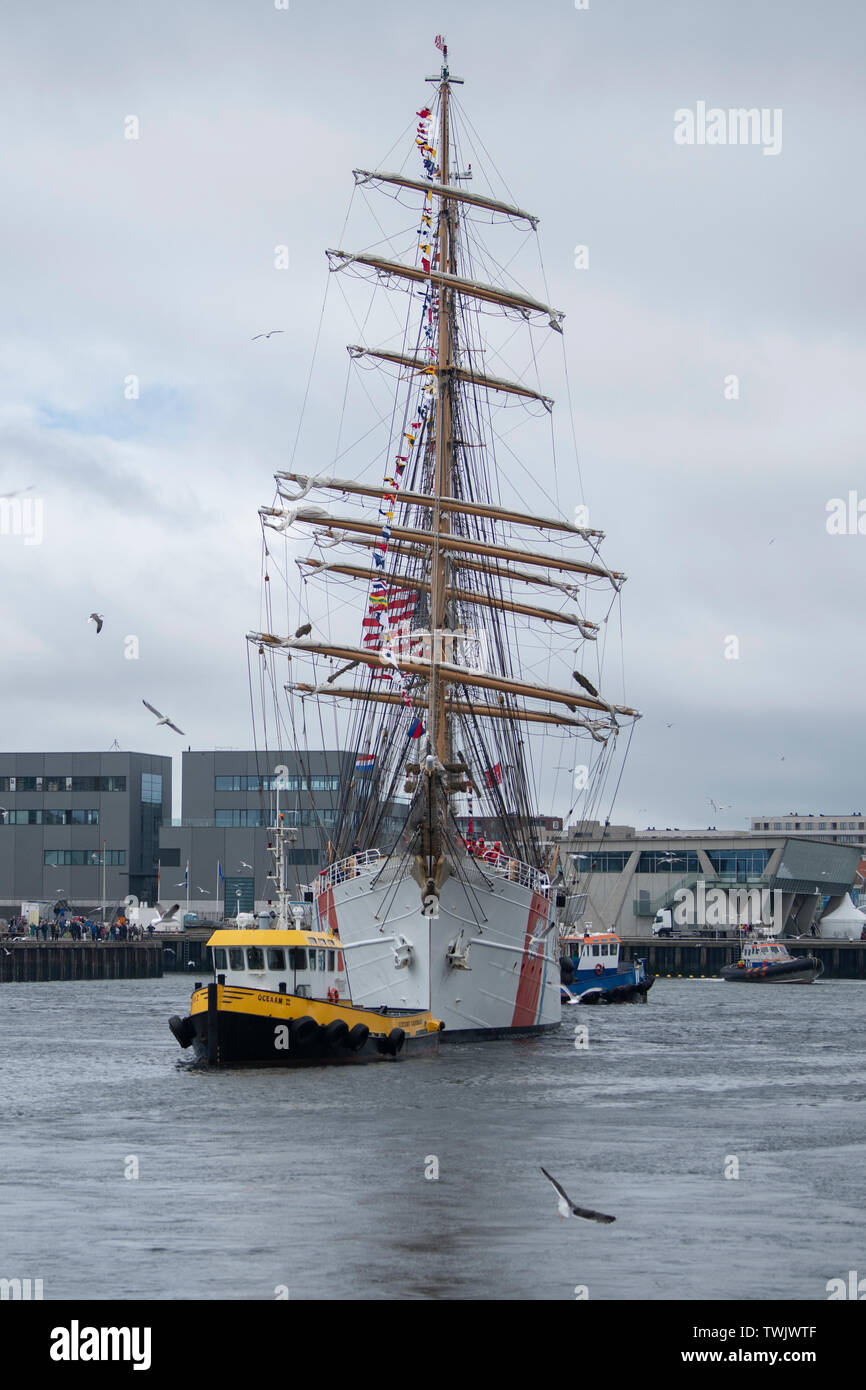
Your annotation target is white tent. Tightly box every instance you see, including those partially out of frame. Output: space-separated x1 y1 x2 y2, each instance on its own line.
819 894 866 941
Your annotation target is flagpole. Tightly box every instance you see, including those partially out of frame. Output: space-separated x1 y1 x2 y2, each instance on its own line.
185 860 189 926
215 860 219 922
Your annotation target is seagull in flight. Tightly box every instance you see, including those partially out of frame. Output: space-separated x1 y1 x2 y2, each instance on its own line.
89 613 104 634
150 903 180 927
707 797 731 813
540 1168 615 1224
240 861 253 870
0 483 35 499
252 330 284 340
142 700 185 735
196 886 209 894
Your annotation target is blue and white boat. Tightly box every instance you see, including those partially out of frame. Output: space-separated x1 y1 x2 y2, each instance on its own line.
560 928 653 1005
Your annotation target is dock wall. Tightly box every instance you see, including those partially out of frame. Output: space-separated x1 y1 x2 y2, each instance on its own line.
622 938 866 980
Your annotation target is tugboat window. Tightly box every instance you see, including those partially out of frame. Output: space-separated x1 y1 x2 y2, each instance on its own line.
229 949 245 969
247 947 265 970
592 945 600 956
213 948 227 969
328 950 335 970
308 950 317 970
268 949 286 969
288 947 307 969
317 949 326 970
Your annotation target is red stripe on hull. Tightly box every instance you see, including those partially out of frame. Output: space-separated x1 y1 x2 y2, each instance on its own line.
511 890 549 1027
317 886 339 935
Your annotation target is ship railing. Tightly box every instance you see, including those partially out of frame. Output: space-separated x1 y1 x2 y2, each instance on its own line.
315 850 382 892
467 850 550 897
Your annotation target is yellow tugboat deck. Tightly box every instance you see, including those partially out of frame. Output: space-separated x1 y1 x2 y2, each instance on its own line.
190 983 440 1038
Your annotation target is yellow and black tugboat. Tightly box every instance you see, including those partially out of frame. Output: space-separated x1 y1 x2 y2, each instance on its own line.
169 821 442 1067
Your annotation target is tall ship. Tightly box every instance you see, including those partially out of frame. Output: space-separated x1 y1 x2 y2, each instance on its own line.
249 39 640 1039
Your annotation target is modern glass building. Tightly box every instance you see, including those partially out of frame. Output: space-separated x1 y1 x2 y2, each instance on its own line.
560 821 863 938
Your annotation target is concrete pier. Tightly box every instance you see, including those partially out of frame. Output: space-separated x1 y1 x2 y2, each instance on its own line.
0 940 163 983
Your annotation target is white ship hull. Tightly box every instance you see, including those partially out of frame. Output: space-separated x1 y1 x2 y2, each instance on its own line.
316 853 561 1036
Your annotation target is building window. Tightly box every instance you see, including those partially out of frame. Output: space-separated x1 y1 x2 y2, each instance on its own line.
573 851 632 873
159 849 181 868
142 773 162 804
289 848 319 865
706 849 771 878
214 774 340 793
43 849 125 866
635 851 700 874
2 809 99 826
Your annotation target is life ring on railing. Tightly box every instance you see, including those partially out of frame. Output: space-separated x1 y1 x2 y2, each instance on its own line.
594 963 604 976
327 987 339 1003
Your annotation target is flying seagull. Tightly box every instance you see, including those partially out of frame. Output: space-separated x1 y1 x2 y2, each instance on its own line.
240 861 253 870
142 700 185 735
252 330 284 340
540 1167 615 1224
196 886 209 894
0 484 35 499
150 903 180 927
89 613 104 634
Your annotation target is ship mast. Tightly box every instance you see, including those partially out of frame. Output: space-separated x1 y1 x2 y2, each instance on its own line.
429 47 453 772
249 41 641 879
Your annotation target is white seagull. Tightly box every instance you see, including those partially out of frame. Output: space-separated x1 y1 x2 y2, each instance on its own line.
251 330 284 340
142 700 185 735
540 1168 615 1224
150 903 180 927
89 613 104 634
240 861 253 870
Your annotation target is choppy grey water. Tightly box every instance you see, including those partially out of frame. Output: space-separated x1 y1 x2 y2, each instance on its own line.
1 976 864 1301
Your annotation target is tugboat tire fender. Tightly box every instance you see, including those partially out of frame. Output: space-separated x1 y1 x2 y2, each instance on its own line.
290 1014 318 1046
386 1027 405 1055
322 1018 349 1049
169 1014 195 1049
346 1023 369 1052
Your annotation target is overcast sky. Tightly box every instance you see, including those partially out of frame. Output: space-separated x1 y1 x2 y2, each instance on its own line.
1 0 862 827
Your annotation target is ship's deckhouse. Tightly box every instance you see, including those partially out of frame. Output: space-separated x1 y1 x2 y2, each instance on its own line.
208 929 347 999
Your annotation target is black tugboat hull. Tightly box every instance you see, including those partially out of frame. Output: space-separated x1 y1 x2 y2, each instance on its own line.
575 978 654 1005
185 1010 439 1066
721 956 822 984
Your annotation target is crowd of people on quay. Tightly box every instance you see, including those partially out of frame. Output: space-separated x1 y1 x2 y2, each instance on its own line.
1 914 146 941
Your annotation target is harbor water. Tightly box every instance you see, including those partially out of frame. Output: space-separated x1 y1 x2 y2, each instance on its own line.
1 976 864 1301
